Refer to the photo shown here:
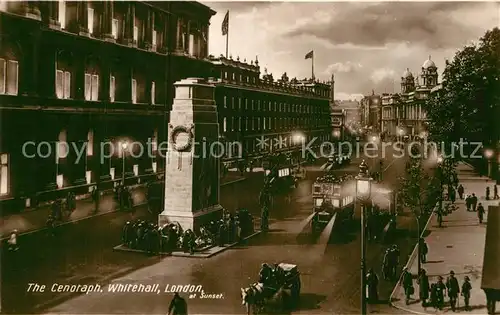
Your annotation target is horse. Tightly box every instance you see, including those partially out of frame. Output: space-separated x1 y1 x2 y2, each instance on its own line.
241 283 286 315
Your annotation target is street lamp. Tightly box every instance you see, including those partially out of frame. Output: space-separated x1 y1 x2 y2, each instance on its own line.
121 141 128 185
356 160 372 315
485 149 494 178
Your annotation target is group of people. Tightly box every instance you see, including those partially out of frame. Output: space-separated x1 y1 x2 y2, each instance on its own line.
122 220 162 254
402 268 473 312
45 191 77 235
485 185 499 201
259 263 286 287
120 210 255 255
382 244 401 280
114 185 134 212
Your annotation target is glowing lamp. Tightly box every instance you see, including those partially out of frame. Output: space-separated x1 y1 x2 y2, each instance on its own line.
56 174 64 189
355 160 372 200
484 149 494 159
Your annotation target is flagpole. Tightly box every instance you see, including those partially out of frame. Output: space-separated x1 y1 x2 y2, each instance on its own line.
312 53 315 80
226 30 229 58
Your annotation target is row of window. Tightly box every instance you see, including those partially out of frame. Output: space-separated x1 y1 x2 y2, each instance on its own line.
221 116 330 133
382 104 427 120
222 96 328 114
1 57 158 104
56 1 206 57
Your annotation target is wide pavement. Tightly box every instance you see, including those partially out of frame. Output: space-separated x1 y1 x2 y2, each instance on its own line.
390 162 498 314
4 144 420 314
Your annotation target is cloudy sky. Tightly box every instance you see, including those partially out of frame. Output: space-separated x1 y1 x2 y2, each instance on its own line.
203 1 500 100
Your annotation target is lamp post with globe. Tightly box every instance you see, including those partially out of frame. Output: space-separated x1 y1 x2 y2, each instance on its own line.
121 141 128 185
484 149 494 178
356 160 373 315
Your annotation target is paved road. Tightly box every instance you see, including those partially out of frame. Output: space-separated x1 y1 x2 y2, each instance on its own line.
3 147 422 314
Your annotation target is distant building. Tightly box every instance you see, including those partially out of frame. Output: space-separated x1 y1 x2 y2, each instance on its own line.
208 55 333 165
381 56 439 138
360 91 382 131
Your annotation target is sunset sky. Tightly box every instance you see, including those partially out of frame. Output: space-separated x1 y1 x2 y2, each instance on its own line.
204 1 500 100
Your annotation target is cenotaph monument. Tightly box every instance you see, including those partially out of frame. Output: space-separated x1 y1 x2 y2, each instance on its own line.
158 78 224 231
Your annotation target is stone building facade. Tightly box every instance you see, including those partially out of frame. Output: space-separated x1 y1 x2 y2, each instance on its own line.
0 1 334 213
380 56 439 138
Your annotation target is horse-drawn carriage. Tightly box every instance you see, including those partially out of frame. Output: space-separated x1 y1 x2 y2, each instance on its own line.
241 263 301 314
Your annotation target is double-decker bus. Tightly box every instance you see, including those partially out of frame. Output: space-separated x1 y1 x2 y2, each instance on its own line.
311 174 355 231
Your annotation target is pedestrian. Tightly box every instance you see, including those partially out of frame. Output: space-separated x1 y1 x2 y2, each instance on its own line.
450 188 456 204
477 203 485 224
458 184 465 199
494 185 499 200
471 193 478 212
168 292 187 315
461 276 472 311
382 249 391 280
430 283 438 309
465 195 471 211
46 215 56 237
7 230 19 251
366 268 379 304
389 245 400 279
401 267 414 305
418 269 430 307
484 288 497 314
260 206 269 232
419 238 428 263
92 185 99 213
446 270 460 312
435 276 446 310
486 187 490 200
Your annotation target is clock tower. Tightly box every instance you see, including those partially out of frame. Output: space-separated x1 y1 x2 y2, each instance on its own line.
159 78 224 232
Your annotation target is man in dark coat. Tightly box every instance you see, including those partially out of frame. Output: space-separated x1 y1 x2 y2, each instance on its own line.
471 193 478 212
259 263 272 284
478 203 486 224
419 238 429 263
168 292 187 315
122 222 131 246
382 249 391 280
401 267 414 305
366 268 379 303
494 185 499 199
418 269 430 307
449 188 456 204
435 276 446 310
458 184 465 199
486 187 491 200
484 288 498 314
446 270 460 312
465 195 472 211
461 276 472 311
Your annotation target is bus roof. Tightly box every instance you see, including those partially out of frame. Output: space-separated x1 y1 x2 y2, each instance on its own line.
315 174 354 184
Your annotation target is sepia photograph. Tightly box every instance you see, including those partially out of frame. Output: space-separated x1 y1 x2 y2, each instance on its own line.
0 1 499 314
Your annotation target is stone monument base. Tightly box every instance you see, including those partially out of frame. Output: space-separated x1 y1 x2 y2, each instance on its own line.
158 204 224 232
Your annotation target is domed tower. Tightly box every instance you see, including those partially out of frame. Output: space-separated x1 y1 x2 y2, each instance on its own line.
400 68 415 94
421 56 438 87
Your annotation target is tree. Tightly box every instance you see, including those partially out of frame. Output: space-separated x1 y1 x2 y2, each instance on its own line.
423 28 500 171
399 156 433 272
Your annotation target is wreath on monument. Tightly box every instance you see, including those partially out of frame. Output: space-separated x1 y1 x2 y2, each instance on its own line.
170 125 194 152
